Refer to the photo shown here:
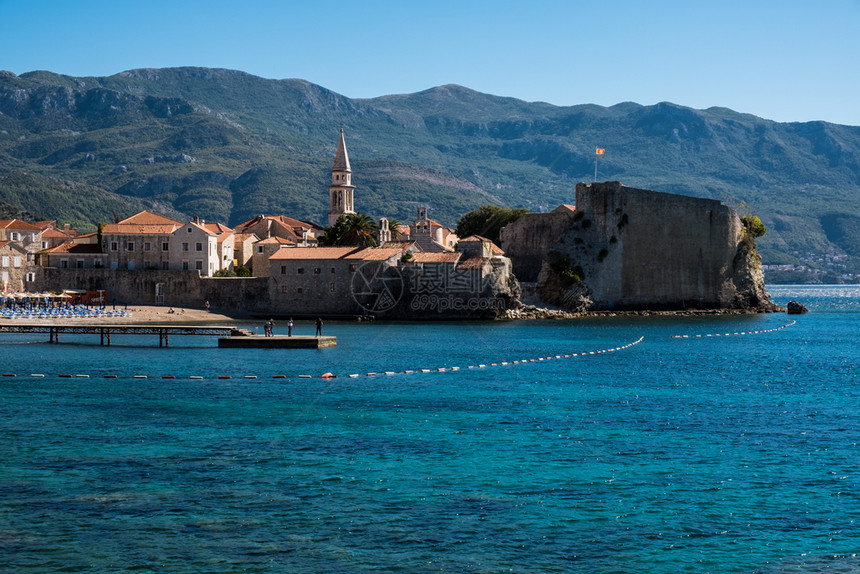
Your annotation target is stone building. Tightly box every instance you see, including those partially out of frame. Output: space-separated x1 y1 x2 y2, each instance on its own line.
37 224 76 250
406 207 458 252
169 219 221 276
251 237 296 277
0 241 38 292
268 246 402 316
101 211 184 271
39 241 104 269
0 219 43 259
202 222 236 272
233 233 260 268
233 215 321 246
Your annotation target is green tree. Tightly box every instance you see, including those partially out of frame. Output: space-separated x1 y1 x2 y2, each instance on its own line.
741 214 766 239
320 213 379 247
456 205 529 246
386 218 403 241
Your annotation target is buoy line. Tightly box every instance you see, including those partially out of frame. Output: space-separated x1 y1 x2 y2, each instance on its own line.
669 320 796 340
2 337 645 381
335 336 645 379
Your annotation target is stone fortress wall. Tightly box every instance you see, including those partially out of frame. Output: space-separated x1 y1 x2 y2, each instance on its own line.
551 181 764 310
499 205 577 282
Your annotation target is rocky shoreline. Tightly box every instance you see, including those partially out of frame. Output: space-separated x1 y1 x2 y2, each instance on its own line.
503 303 787 320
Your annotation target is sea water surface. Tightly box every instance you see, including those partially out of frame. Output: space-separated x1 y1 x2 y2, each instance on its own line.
1 285 858 573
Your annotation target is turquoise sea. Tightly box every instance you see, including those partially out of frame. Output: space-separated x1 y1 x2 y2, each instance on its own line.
1 285 858 573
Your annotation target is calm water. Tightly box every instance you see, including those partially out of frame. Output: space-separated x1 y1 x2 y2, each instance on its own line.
1 285 858 573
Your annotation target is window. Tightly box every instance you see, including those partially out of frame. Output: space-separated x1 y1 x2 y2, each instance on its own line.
297 268 304 274
94 259 103 268
331 267 336 274
162 242 169 251
1 256 7 267
196 261 203 270
127 242 135 251
182 242 189 251
10 232 19 241
330 282 336 292
13 256 21 268
257 246 264 253
196 242 202 252
144 242 151 251
1 271 6 281
61 260 69 268
161 261 169 270
281 285 288 294
349 263 358 272
42 241 49 249
111 242 118 251
314 267 321 274
76 260 84 268
280 265 287 275
187 227 193 233
25 272 35 282
297 287 303 294
181 261 189 270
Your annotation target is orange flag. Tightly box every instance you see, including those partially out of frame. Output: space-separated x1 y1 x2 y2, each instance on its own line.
595 148 605 155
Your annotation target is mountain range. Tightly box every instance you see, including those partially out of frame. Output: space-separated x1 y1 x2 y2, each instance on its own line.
1 66 859 280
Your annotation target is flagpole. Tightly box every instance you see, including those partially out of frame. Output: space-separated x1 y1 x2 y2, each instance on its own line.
594 147 605 182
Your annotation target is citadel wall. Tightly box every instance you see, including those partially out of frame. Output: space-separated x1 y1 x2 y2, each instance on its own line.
499 205 577 282
559 181 746 309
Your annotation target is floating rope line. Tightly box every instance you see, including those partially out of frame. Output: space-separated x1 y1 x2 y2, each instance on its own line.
669 320 796 340
1 337 645 380
335 336 646 379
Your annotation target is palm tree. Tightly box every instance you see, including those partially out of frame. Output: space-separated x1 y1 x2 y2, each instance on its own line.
320 213 378 247
386 218 403 241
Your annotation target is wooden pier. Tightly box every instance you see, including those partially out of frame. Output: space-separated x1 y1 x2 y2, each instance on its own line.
0 324 337 348
218 335 336 348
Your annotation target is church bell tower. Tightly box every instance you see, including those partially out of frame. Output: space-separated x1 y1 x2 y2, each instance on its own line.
328 129 356 227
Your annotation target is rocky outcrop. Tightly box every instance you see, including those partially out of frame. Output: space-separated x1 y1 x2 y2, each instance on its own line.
729 238 783 312
787 300 809 314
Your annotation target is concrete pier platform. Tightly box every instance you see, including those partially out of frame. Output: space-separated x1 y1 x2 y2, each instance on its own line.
218 335 337 348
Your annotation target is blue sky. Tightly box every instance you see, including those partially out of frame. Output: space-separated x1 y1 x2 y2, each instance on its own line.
2 0 858 125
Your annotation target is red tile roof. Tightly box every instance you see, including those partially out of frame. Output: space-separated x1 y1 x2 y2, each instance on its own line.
269 246 363 260
409 252 462 263
41 228 73 239
117 210 184 226
0 219 42 231
255 236 295 245
102 223 181 235
347 248 403 261
456 257 487 269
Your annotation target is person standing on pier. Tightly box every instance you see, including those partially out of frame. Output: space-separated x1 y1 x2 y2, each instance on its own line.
288 318 293 337
315 317 323 337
